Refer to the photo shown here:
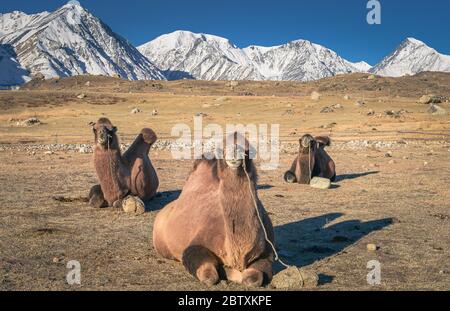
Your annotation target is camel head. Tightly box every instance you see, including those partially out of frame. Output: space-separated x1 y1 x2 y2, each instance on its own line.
217 132 256 181
91 118 119 150
297 134 317 184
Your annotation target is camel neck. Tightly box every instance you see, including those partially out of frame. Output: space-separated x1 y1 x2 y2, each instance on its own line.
219 175 261 268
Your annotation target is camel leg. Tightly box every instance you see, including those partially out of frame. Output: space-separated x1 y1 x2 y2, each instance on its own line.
89 185 107 208
182 245 220 287
242 257 273 287
284 171 297 183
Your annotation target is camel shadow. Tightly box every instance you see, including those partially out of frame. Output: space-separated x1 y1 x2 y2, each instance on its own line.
335 171 379 182
144 190 181 212
273 213 393 273
258 184 274 190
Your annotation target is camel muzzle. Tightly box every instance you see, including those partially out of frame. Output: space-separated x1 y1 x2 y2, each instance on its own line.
226 159 243 170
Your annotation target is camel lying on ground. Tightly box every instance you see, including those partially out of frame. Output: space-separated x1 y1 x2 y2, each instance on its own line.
284 134 336 184
153 133 274 287
88 118 159 208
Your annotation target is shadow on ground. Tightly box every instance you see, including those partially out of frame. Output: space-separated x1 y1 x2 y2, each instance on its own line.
335 171 379 182
273 213 392 273
146 190 181 211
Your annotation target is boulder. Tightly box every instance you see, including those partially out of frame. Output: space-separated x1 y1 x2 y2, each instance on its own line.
310 177 331 189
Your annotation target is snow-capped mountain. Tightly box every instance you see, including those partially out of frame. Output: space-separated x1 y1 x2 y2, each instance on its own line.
138 30 263 80
370 38 450 77
243 40 369 81
139 30 369 81
0 1 164 84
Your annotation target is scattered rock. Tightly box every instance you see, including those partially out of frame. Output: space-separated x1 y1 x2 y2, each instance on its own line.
320 106 334 113
151 109 159 116
52 257 60 263
44 151 54 155
202 103 212 108
215 96 229 102
367 74 376 80
77 93 86 99
388 160 395 164
131 107 141 114
282 109 294 116
385 152 392 158
343 95 351 100
85 81 91 87
331 103 343 109
418 94 447 104
195 112 208 117
229 81 239 87
367 109 375 116
427 104 447 115
78 146 90 154
320 122 337 129
22 117 41 127
311 91 321 101
356 100 366 107
384 109 408 118
310 177 331 189
367 244 379 251
271 267 319 289
122 196 145 215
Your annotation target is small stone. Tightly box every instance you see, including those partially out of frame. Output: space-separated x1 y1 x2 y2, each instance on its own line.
367 75 376 80
215 96 229 102
52 257 60 263
44 151 54 155
367 244 378 251
343 95 351 100
424 162 428 166
388 160 395 164
131 107 141 114
356 100 366 107
78 146 89 154
85 81 91 87
122 196 145 215
22 117 41 127
271 267 318 289
310 177 331 189
427 104 447 115
311 91 321 101
385 152 392 158
77 93 86 99
151 109 158 116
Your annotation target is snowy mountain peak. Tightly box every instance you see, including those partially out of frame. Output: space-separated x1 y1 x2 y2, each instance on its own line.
0 2 164 85
404 37 425 46
370 38 450 77
139 31 369 81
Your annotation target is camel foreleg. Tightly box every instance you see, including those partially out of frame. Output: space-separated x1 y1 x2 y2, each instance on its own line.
182 245 220 287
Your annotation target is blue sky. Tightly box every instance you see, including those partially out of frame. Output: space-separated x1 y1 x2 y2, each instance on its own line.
1 0 449 65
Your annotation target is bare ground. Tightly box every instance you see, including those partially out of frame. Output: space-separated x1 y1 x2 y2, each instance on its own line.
0 73 449 290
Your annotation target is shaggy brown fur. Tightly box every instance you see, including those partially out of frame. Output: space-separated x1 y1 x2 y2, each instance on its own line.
88 118 159 207
284 134 336 184
153 133 274 287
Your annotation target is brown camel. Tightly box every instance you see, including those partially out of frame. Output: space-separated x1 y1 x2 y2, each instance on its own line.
153 133 274 287
284 134 336 184
88 118 159 208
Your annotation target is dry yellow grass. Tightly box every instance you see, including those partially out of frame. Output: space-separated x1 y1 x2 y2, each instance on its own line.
0 74 449 290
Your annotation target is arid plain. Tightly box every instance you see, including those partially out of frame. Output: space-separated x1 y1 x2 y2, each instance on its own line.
0 72 449 290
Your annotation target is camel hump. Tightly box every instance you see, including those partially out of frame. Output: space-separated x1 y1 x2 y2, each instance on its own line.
141 128 157 145
97 117 113 126
315 136 331 148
